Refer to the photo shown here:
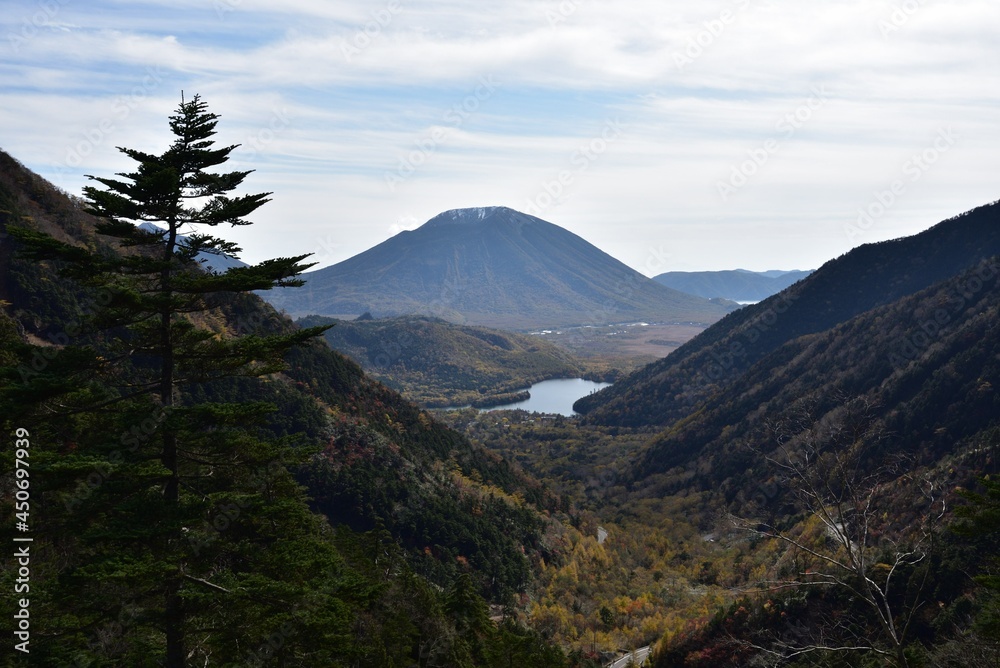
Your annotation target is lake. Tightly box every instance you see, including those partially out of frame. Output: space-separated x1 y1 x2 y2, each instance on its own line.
481 378 612 416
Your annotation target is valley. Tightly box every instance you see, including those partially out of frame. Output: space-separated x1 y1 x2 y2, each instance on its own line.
300 312 712 411
3 121 1000 667
296 313 620 409
378 201 1000 663
9 3 999 666
529 321 711 362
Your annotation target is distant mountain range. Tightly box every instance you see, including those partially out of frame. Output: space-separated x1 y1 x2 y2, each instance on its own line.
263 207 735 330
653 268 812 302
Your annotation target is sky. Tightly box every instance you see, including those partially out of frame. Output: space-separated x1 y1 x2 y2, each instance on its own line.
2 0 998 275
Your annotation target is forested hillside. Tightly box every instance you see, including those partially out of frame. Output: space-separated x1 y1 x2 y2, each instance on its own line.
559 200 1000 666
633 253 1000 496
575 201 1000 427
0 118 571 666
298 314 607 408
443 237 1000 664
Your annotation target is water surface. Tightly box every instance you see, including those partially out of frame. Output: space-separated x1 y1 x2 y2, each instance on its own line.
482 378 612 416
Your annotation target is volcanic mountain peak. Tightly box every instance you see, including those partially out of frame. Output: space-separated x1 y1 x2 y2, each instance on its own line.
263 206 733 329
421 206 531 229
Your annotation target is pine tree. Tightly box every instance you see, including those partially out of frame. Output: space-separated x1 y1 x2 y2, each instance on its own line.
7 94 345 666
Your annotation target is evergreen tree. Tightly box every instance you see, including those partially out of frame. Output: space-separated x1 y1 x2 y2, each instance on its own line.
7 94 345 666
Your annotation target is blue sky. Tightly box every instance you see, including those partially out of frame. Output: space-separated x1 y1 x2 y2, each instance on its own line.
2 0 998 274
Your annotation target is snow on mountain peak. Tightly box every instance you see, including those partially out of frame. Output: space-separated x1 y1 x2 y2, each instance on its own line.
421 206 529 229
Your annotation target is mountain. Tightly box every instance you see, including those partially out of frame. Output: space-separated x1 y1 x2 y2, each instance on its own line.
139 222 249 273
263 206 735 329
10 136 998 664
636 254 1000 491
0 149 551 593
297 314 606 408
560 201 1000 664
652 268 812 302
574 200 1000 427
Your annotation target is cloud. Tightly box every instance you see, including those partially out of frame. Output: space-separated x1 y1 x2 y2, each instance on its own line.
388 213 421 235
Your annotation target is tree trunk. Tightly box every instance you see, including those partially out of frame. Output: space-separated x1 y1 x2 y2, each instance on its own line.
162 217 182 665
165 575 184 667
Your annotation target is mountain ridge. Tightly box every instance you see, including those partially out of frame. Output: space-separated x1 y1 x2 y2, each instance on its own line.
653 268 812 302
633 255 1000 489
574 200 1000 425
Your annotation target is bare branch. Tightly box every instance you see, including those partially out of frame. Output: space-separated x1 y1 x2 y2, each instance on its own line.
183 574 232 594
734 395 939 668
